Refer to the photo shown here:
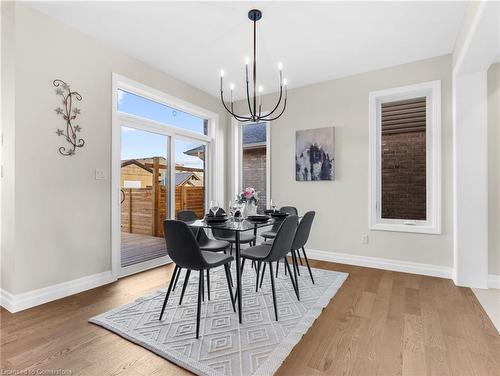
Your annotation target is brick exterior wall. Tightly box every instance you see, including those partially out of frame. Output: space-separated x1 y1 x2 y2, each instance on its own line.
381 131 426 220
242 147 267 213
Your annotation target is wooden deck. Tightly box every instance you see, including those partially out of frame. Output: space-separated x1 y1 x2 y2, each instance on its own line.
121 232 167 267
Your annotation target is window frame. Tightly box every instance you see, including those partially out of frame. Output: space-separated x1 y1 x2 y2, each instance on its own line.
368 80 441 234
111 73 220 278
230 118 271 209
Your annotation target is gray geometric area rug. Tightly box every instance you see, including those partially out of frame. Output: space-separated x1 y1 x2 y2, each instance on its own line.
89 264 348 376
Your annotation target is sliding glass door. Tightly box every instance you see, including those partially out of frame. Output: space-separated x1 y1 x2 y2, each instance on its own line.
120 127 170 268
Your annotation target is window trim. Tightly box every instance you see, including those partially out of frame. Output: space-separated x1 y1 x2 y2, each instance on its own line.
368 80 441 234
230 118 271 209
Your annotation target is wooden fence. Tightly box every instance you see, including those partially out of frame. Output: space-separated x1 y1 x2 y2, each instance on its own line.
121 186 205 237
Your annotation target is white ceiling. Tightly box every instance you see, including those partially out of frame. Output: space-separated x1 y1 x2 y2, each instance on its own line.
27 1 467 99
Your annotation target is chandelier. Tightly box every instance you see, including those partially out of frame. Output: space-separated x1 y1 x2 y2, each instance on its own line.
219 9 288 123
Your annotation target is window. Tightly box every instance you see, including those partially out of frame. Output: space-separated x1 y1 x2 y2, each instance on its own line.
117 89 208 135
233 121 270 212
369 81 441 234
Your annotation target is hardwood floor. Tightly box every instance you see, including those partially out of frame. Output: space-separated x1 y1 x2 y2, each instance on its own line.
1 260 499 376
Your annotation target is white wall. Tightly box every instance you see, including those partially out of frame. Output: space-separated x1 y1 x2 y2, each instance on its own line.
453 71 489 287
488 63 500 276
235 55 453 269
451 0 498 287
1 4 227 295
1 1 17 293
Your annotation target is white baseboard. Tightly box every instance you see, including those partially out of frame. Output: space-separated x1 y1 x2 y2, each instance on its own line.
306 248 452 279
0 271 117 313
488 274 500 289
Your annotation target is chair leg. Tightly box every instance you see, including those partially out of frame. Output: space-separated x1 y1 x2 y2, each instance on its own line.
293 249 302 276
285 258 299 300
292 249 301 276
206 269 211 301
201 268 205 303
159 265 179 320
178 269 191 305
291 251 300 297
284 258 287 275
255 261 261 292
302 247 315 284
223 264 236 312
228 265 233 287
269 262 278 321
290 250 297 275
275 259 279 277
196 270 203 339
297 250 303 266
259 262 267 288
240 258 246 274
172 266 182 291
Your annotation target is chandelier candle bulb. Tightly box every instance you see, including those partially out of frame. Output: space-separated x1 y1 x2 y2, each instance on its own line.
219 70 224 91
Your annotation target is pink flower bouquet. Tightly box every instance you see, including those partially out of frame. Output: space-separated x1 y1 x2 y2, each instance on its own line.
238 187 259 204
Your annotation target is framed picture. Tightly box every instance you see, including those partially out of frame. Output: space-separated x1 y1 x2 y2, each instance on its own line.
295 127 335 181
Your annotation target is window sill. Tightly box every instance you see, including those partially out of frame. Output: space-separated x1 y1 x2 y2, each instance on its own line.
370 222 441 235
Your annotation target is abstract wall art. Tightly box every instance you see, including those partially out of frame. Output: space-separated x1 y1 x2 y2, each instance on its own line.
296 127 335 181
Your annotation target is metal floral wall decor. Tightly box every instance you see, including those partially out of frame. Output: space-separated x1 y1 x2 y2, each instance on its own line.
53 79 84 156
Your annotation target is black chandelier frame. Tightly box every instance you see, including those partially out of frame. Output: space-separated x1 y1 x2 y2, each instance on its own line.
220 9 287 123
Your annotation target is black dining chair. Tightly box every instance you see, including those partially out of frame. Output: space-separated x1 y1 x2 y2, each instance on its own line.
211 208 256 250
261 206 298 241
289 211 316 294
239 215 299 321
159 220 235 339
261 206 299 276
176 210 232 298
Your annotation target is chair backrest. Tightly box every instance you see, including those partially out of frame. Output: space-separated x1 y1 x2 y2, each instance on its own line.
269 206 299 232
280 206 298 216
177 210 198 221
176 210 203 239
266 215 299 262
211 208 234 239
163 220 207 270
291 211 315 250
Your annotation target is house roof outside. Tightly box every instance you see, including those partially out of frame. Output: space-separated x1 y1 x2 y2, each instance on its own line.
175 172 200 186
120 159 153 173
242 122 266 148
121 158 202 186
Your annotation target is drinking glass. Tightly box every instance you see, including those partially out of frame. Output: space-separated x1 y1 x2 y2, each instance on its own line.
270 199 277 212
